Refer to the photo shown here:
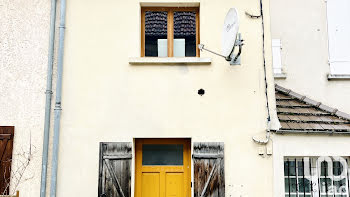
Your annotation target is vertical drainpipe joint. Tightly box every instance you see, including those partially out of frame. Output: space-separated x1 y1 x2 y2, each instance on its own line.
54 103 62 110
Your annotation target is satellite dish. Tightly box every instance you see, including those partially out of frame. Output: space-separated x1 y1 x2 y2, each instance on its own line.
222 8 239 58
198 8 243 65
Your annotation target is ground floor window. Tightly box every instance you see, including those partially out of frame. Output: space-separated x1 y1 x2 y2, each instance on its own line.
284 157 350 197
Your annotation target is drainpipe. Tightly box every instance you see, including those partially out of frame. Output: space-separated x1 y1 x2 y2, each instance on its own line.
50 0 66 196
40 0 57 196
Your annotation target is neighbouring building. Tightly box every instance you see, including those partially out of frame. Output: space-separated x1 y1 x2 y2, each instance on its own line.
0 1 51 196
270 0 350 113
270 0 350 196
272 84 350 196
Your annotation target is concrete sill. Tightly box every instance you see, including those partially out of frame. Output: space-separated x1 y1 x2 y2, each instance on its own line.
328 74 350 80
129 57 212 65
274 73 287 79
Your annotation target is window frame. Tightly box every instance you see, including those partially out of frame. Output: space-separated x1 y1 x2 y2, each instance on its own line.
141 7 200 57
284 157 350 197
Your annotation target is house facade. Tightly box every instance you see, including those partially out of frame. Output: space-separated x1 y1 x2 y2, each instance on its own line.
3 0 350 197
47 0 279 197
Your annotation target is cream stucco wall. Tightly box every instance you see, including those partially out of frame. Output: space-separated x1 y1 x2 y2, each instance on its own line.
272 134 350 196
0 0 51 196
270 0 350 113
53 0 279 196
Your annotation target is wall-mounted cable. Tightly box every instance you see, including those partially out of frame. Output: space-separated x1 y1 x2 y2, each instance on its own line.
247 0 272 144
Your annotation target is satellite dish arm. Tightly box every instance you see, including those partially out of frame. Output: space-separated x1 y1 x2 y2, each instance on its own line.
198 44 226 58
198 34 244 65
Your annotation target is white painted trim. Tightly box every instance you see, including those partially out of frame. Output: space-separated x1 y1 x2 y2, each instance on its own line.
128 57 212 65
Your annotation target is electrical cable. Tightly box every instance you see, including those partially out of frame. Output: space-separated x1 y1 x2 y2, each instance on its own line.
251 0 272 145
259 0 271 124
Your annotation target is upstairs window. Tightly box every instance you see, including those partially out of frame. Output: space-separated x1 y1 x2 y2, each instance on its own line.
141 7 199 57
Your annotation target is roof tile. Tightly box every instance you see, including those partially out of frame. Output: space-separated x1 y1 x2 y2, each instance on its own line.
275 84 350 134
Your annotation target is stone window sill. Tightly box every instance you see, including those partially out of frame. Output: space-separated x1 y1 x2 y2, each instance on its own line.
328 74 350 80
274 73 287 79
129 57 212 65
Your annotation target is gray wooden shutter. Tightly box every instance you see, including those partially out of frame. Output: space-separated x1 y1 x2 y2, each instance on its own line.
98 142 132 197
193 142 224 197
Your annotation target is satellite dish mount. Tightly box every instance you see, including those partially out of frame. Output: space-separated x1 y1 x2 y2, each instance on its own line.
198 8 244 65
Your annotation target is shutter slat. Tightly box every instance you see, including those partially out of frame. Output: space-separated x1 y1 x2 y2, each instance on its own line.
193 153 224 159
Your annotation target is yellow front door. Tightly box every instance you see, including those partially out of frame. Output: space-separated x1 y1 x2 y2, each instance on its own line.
135 139 191 197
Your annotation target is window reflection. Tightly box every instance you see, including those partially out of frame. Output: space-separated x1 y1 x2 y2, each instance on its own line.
145 11 168 57
174 12 196 57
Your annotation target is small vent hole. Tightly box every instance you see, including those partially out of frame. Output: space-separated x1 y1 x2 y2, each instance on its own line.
198 89 205 96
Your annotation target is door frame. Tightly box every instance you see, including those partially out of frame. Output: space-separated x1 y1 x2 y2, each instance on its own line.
135 138 191 197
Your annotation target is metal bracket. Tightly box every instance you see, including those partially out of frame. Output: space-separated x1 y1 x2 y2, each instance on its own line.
198 33 244 66
228 33 244 65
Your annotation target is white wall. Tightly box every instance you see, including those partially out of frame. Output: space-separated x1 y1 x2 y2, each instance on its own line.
270 0 350 113
0 0 51 196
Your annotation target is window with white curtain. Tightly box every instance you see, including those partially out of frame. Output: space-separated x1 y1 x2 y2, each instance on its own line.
326 0 350 75
284 157 350 197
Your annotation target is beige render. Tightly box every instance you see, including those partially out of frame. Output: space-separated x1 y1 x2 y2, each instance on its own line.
55 0 279 196
1 0 281 196
270 0 350 113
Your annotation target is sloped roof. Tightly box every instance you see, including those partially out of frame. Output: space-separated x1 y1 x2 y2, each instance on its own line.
275 84 350 134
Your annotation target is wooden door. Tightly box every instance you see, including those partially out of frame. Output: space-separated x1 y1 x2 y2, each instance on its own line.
0 126 14 195
135 139 191 197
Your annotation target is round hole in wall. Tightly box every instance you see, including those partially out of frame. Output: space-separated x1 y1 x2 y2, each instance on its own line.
198 89 205 96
